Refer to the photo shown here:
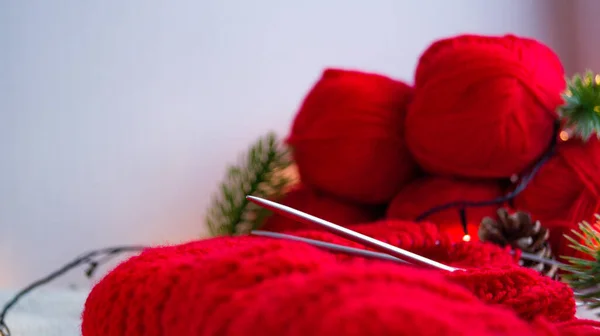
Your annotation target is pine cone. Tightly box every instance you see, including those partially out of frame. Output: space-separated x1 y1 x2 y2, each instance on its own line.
479 208 558 278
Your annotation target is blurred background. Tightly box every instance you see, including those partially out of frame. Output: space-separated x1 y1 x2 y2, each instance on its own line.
0 0 598 287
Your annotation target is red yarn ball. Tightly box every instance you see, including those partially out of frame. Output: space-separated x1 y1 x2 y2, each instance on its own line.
513 138 600 259
405 34 565 178
387 177 504 242
260 184 383 233
287 68 418 204
514 138 600 222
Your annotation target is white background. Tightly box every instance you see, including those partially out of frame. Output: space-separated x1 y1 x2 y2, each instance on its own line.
1 0 598 287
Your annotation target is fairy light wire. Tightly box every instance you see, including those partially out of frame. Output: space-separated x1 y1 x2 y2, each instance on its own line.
415 120 561 236
0 246 146 336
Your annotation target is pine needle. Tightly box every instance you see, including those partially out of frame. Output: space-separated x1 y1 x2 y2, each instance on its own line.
558 70 600 141
560 215 600 312
205 132 296 236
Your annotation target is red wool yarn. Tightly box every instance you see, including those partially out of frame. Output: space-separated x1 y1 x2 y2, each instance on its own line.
446 266 575 322
210 263 558 336
82 220 586 336
513 138 600 259
294 221 574 322
260 184 384 233
387 177 504 242
514 138 600 223
287 68 418 204
445 240 519 268
82 237 340 336
405 34 565 178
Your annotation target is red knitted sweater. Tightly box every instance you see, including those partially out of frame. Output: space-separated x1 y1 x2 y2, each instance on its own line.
82 220 600 335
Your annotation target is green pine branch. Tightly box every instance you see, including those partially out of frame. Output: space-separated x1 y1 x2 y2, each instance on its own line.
206 132 294 236
560 214 600 310
558 70 600 141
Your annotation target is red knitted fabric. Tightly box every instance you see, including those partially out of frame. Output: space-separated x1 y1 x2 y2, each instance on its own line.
444 240 519 268
555 320 600 336
293 220 574 321
513 138 600 259
201 263 554 336
405 34 564 178
446 266 575 322
387 177 504 242
82 221 585 335
260 184 384 233
287 68 418 204
82 237 340 336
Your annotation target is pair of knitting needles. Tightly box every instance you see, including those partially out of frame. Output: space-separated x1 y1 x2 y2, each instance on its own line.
246 196 566 272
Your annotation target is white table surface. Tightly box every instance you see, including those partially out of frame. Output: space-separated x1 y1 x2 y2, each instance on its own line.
0 288 88 336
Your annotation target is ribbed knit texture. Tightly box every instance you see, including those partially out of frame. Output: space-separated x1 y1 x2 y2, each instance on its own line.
82 220 598 335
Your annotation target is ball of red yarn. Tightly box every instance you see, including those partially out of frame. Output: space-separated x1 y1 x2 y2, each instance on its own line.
387 177 504 242
513 139 600 222
287 68 418 204
260 184 383 233
513 138 600 259
405 34 565 178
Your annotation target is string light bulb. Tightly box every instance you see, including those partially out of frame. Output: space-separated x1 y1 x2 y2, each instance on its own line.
462 234 471 242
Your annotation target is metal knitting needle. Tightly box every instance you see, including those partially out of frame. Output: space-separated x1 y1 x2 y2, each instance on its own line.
516 251 567 268
247 197 564 269
251 230 408 264
253 230 566 269
252 232 596 310
246 195 460 272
